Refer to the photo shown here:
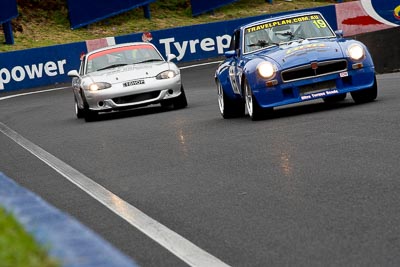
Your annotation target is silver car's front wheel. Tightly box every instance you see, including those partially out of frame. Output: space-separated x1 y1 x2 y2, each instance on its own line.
74 96 84 119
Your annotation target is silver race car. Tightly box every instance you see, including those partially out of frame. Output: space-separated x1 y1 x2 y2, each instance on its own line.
67 42 187 121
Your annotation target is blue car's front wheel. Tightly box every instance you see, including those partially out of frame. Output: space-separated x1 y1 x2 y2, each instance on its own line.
351 76 378 104
244 79 272 121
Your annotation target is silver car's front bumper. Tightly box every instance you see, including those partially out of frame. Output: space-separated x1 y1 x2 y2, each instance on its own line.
84 75 182 111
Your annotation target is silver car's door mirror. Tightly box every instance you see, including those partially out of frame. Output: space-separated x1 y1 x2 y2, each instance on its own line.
67 70 80 77
167 54 177 62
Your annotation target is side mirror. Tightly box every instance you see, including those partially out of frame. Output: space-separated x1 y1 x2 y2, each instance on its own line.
167 54 177 62
335 30 344 38
224 50 236 58
67 70 80 77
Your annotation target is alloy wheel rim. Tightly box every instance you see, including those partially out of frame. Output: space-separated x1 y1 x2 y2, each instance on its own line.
74 100 79 115
245 84 253 117
217 84 224 114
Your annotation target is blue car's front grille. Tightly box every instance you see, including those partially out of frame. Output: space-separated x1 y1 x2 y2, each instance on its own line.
281 60 348 82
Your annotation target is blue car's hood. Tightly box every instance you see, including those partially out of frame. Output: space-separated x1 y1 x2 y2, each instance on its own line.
252 39 346 69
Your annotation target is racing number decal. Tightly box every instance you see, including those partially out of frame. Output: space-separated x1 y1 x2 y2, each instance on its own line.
313 19 327 28
229 65 241 94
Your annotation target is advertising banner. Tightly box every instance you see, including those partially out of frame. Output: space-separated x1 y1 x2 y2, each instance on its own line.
67 0 155 29
336 0 400 36
190 0 238 16
0 0 18 23
361 0 400 26
0 43 86 92
117 6 337 63
6 2 399 93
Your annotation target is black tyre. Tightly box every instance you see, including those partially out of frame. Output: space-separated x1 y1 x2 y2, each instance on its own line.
244 79 272 121
172 86 188 109
74 96 85 119
84 108 98 122
351 76 378 104
217 81 245 119
81 94 98 122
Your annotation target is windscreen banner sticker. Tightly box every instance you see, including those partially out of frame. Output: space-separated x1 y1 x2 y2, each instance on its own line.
246 14 322 33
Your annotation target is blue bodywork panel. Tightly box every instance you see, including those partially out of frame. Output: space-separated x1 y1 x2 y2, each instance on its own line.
215 11 376 110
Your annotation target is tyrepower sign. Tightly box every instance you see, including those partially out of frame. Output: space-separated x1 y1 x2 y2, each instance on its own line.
0 43 86 92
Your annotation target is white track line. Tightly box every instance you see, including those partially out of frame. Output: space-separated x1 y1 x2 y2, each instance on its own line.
180 61 221 69
0 87 69 101
0 121 230 267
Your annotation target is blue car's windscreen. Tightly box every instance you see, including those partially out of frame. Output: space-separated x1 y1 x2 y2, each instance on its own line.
244 14 336 53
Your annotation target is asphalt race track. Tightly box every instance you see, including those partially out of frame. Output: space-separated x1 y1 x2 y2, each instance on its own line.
1 63 400 266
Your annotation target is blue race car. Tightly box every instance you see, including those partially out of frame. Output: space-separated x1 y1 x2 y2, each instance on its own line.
215 12 377 120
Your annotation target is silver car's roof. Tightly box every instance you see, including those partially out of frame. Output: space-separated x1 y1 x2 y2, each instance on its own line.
85 42 158 57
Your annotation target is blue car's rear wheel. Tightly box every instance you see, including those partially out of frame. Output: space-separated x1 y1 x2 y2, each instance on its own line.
217 81 244 118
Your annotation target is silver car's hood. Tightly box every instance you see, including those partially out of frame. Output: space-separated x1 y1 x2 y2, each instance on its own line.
85 62 174 84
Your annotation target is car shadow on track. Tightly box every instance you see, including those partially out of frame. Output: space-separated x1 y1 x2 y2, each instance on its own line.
83 105 182 122
252 98 378 121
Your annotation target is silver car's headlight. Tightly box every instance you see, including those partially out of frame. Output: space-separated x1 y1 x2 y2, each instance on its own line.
156 70 178 80
348 44 365 61
89 82 112 91
257 61 276 79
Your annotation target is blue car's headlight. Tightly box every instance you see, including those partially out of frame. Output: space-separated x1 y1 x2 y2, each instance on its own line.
257 61 276 79
89 82 112 91
156 70 178 80
348 44 365 61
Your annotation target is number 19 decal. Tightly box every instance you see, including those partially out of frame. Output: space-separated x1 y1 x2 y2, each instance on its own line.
313 20 327 28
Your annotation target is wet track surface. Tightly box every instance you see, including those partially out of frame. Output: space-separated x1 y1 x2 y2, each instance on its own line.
1 65 400 266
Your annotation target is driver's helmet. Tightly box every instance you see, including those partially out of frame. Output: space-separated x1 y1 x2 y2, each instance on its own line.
245 32 260 52
247 32 258 44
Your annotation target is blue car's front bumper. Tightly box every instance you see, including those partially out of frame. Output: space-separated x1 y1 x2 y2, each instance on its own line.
252 65 375 108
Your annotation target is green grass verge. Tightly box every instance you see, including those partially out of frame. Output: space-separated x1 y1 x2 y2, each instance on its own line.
0 207 60 267
0 0 353 52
